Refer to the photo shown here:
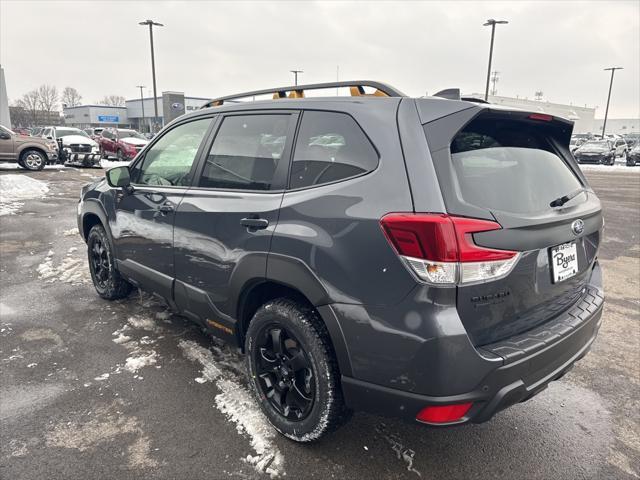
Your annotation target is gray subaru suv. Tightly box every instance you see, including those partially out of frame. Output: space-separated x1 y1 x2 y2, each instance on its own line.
77 81 604 442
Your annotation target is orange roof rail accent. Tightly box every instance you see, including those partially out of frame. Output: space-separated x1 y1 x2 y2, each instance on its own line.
201 81 404 108
349 86 388 97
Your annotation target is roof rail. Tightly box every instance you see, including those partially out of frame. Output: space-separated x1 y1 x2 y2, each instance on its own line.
201 80 406 108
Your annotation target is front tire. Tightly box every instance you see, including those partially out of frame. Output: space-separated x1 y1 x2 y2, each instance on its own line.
87 224 132 300
20 149 46 171
246 299 349 442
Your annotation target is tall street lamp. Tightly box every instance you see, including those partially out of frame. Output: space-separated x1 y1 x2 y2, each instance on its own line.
139 19 163 131
602 67 623 138
483 19 508 101
290 70 303 86
136 85 146 133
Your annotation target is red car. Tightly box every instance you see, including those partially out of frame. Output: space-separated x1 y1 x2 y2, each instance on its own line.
98 128 149 161
13 127 32 136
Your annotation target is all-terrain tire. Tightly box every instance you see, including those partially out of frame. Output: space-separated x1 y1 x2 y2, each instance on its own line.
87 224 132 300
245 298 350 442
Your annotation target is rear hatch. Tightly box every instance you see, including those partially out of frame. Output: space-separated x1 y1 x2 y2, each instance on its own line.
422 107 602 346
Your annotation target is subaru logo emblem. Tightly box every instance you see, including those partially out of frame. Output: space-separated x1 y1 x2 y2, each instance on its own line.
571 219 584 235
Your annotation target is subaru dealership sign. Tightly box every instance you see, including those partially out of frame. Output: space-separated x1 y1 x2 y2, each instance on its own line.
98 115 120 123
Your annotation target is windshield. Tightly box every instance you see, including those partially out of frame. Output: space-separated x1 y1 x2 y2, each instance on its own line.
55 128 89 138
581 141 611 149
117 129 144 139
447 118 583 215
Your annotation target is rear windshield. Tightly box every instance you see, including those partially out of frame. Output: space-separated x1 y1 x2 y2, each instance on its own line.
448 118 583 214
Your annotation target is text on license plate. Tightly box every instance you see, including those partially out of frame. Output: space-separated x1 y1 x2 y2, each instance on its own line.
550 242 578 283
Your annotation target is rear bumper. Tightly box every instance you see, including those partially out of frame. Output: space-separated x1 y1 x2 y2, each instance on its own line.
340 281 604 425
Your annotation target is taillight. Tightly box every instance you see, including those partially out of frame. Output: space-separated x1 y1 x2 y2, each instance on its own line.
380 213 520 285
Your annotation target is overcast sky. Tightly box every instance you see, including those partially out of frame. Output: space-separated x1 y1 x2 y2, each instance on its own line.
2 0 639 118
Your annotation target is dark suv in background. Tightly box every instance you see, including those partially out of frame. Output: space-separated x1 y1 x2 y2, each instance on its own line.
78 81 604 442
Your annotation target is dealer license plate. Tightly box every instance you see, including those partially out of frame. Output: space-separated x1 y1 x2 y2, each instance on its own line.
550 242 578 283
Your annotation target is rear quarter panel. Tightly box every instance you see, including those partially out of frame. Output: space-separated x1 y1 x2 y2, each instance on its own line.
268 100 416 306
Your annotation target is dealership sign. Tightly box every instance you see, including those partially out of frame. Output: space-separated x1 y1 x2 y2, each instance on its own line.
98 115 119 123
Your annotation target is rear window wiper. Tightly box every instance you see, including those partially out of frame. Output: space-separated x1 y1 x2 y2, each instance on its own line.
550 187 588 207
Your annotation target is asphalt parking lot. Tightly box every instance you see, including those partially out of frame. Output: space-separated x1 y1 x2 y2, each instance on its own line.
0 164 638 480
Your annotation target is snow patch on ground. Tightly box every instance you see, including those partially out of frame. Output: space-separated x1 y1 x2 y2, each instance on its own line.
45 401 160 469
0 175 49 215
178 339 285 478
101 159 131 169
125 351 158 373
63 227 79 236
579 164 640 173
127 315 160 332
0 164 66 171
36 249 90 285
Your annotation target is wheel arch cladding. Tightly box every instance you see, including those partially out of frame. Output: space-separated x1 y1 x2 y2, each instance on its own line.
237 280 353 377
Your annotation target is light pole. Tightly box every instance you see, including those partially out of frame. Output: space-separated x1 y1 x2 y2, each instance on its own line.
136 85 146 133
483 19 508 101
602 67 623 138
139 19 163 131
290 70 303 86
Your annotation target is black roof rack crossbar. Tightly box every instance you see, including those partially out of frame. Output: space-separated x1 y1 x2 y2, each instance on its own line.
201 80 406 108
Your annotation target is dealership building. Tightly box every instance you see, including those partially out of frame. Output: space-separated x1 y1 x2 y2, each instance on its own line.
63 91 211 132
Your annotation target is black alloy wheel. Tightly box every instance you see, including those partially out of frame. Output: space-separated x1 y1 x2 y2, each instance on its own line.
89 235 110 290
86 225 132 300
254 324 315 420
245 298 349 441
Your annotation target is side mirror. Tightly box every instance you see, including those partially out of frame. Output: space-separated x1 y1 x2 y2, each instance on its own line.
106 165 132 191
46 136 53 140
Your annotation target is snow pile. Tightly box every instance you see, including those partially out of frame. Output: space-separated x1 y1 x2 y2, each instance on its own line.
0 175 49 215
178 340 285 478
63 227 79 236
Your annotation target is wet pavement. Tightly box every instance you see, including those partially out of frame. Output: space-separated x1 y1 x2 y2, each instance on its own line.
1 165 638 479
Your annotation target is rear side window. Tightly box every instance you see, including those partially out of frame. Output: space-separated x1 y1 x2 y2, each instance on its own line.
289 111 378 189
199 114 294 191
448 118 583 214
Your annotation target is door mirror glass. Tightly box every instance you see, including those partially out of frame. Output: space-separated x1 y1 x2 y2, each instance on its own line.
106 165 131 188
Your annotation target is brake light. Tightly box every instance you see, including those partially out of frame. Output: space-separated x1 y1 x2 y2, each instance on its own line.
416 403 473 424
380 213 520 285
528 113 553 122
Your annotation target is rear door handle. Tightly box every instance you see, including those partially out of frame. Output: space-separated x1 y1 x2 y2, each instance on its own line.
240 217 269 230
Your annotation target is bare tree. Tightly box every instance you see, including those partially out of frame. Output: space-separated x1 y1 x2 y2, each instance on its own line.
37 84 59 120
98 95 126 107
15 90 40 126
61 87 82 107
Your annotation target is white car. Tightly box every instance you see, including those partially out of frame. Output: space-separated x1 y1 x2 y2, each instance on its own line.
42 126 101 167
